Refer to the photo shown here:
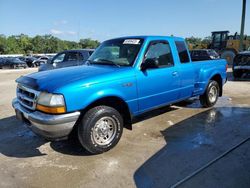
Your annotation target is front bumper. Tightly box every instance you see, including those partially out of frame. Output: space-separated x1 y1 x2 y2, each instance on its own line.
12 98 80 140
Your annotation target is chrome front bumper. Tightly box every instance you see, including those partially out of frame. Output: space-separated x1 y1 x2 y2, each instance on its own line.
12 98 80 140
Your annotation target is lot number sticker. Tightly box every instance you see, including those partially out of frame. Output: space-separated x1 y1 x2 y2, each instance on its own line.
123 39 140 45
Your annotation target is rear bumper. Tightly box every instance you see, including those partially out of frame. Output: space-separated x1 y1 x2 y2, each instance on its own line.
12 98 80 140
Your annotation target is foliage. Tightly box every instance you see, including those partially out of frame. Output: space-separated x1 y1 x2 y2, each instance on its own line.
79 38 100 49
186 36 212 50
0 34 100 55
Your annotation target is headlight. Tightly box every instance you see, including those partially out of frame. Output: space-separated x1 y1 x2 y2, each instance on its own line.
36 92 66 114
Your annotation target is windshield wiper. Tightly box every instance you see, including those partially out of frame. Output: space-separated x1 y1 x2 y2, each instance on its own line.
92 59 120 67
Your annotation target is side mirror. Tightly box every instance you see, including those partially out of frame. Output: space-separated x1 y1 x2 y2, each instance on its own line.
141 58 158 71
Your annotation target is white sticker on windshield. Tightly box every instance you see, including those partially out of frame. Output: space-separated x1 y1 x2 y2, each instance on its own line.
123 39 140 45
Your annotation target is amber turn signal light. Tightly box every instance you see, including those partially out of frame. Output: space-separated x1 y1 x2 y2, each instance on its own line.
36 104 66 114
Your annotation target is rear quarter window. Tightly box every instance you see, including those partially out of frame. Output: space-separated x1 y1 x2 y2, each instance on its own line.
175 41 190 63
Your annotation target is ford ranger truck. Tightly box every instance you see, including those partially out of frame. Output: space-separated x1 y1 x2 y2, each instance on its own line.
12 36 227 154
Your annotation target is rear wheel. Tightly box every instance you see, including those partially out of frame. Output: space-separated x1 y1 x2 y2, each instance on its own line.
200 80 220 108
78 106 123 154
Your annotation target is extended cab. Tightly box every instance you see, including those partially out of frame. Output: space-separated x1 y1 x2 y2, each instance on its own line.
12 36 227 154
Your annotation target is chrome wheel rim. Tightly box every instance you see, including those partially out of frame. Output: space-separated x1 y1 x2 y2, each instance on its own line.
92 116 117 145
208 86 218 103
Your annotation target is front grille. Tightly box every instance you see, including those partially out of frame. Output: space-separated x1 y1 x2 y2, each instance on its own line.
17 84 40 110
236 56 250 66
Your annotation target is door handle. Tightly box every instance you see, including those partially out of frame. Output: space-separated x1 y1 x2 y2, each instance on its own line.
172 71 178 77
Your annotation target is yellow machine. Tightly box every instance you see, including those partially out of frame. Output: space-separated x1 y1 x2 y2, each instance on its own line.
210 31 250 64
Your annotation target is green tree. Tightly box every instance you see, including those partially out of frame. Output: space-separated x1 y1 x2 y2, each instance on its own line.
79 38 100 49
6 35 20 54
0 35 7 54
186 36 202 48
186 36 212 49
18 34 32 54
0 34 100 54
201 36 212 46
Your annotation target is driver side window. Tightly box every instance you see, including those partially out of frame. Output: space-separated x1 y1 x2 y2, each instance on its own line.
53 53 66 63
144 41 174 68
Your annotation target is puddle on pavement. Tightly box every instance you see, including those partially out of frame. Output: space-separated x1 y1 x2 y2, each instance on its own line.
134 106 250 188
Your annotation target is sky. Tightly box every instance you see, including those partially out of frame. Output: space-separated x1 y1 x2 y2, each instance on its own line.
0 0 249 42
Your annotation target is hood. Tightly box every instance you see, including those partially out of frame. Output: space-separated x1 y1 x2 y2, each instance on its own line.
16 65 134 92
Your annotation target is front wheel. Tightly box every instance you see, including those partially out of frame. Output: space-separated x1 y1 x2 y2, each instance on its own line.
200 80 220 108
78 106 123 154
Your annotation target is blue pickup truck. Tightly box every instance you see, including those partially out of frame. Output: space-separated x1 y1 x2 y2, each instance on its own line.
12 36 227 154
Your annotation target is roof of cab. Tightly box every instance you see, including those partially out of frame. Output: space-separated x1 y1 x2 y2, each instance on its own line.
106 35 185 41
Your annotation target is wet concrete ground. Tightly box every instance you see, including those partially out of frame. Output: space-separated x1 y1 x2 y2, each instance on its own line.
0 68 249 188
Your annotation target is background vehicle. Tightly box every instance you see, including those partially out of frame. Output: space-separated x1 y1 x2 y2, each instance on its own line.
232 51 250 78
18 56 38 67
209 31 250 64
33 56 49 67
0 57 7 68
1 57 27 69
13 36 227 154
190 49 220 61
38 49 94 71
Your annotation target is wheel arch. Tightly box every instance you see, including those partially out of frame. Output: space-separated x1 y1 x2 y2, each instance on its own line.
77 96 132 130
209 74 223 96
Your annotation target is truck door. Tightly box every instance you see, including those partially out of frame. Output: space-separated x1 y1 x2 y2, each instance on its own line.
136 40 180 112
63 52 80 67
76 52 85 66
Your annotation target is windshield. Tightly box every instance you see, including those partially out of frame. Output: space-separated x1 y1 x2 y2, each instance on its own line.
89 38 144 66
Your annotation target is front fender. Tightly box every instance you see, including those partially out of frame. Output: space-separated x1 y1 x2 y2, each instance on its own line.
59 78 138 113
82 88 128 109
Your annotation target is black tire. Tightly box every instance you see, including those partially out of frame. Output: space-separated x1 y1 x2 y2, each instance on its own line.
78 105 123 154
233 70 242 78
200 80 220 108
